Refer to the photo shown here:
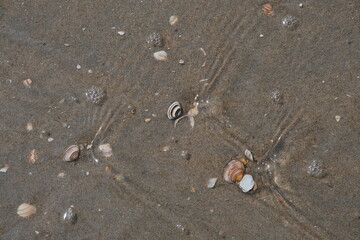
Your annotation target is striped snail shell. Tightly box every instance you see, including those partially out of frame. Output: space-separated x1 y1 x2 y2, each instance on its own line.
167 101 183 120
223 159 245 183
63 145 80 162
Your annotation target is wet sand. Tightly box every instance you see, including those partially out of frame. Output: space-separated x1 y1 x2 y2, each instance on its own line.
0 0 359 239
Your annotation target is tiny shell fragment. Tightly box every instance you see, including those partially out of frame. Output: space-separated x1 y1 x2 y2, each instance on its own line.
207 178 218 189
0 164 9 173
169 15 178 25
144 118 152 123
28 149 39 164
244 149 254 161
239 174 255 192
335 115 341 122
99 143 113 157
153 51 168 61
262 3 274 16
26 123 33 131
17 203 36 218
23 79 32 87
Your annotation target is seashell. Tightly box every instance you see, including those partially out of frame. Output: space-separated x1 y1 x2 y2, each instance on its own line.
169 15 179 25
244 149 254 161
0 164 9 173
207 178 218 189
26 122 33 131
239 174 255 192
63 145 80 162
23 79 32 87
17 203 36 218
167 102 183 120
153 51 168 61
28 149 39 164
99 143 113 157
262 3 274 16
223 160 245 183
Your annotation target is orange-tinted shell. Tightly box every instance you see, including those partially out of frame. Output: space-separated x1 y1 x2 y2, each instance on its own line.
224 160 245 183
28 149 39 164
262 3 274 16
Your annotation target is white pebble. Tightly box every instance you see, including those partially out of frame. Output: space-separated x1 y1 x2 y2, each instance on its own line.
48 137 54 142
76 64 81 70
335 115 341 122
239 174 255 192
117 31 125 36
179 59 185 65
259 34 264 38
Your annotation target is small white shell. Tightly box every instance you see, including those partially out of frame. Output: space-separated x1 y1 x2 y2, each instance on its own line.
167 102 183 120
169 15 179 25
17 203 36 218
207 178 218 189
239 174 255 192
244 149 254 161
153 51 168 61
63 145 80 162
99 143 113 157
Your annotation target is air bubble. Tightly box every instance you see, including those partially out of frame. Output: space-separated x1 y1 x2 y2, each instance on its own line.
85 86 106 105
307 159 326 178
282 15 298 29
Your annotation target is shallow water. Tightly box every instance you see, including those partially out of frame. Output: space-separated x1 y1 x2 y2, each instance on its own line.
1 0 359 239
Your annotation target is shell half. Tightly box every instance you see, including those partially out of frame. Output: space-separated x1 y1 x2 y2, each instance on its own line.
17 203 36 218
63 145 80 162
223 160 245 183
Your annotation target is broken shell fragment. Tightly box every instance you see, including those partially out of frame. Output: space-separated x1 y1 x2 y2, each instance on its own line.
0 164 9 173
223 160 245 183
63 145 80 162
207 178 218 189
99 143 113 157
28 149 39 164
26 123 33 131
153 51 168 61
169 15 179 25
244 149 254 161
167 102 183 120
239 174 255 192
23 79 32 87
262 3 274 16
17 203 36 218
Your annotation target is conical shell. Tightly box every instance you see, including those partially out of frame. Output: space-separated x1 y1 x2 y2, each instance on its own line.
223 160 245 183
99 143 113 157
17 203 36 218
63 145 79 162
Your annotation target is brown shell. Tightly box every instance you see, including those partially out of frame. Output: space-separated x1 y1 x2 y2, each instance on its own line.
223 160 245 183
63 145 79 162
28 149 39 164
262 3 274 16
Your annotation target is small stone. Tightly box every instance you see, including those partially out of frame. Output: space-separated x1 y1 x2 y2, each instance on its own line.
162 146 170 152
144 118 152 123
47 137 54 142
64 43 70 47
61 206 77 225
117 31 125 36
88 69 93 73
259 34 264 38
180 150 191 160
335 115 341 122
239 174 255 192
299 3 304 8
58 172 66 178
179 59 185 65
76 64 81 70
207 178 218 189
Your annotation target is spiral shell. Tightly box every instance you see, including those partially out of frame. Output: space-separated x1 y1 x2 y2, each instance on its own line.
167 102 183 120
262 3 274 16
17 203 36 218
99 143 113 157
223 160 245 183
63 145 79 162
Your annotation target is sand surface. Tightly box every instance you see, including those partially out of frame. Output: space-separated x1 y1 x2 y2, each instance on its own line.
0 0 359 239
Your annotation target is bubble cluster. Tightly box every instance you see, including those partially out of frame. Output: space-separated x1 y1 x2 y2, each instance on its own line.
85 86 106 105
146 32 164 47
180 150 191 160
61 206 77 225
271 90 283 104
282 15 298 28
307 159 326 178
